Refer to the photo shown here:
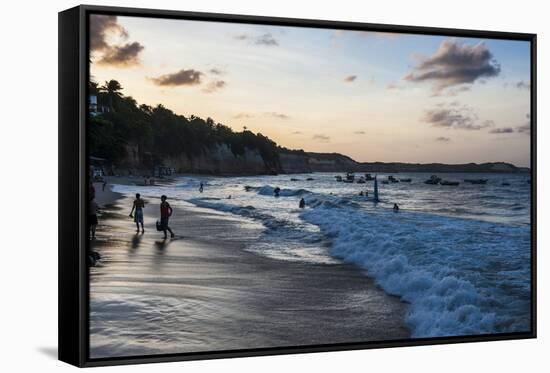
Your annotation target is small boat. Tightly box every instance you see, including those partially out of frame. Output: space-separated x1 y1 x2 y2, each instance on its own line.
425 175 441 185
306 177 314 181
346 172 355 182
335 176 343 182
356 177 366 184
388 175 399 183
290 178 300 181
464 179 488 184
365 173 375 181
440 180 460 186
502 182 510 186
400 178 412 182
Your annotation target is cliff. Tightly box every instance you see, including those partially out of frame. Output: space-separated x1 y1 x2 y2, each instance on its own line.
115 143 528 176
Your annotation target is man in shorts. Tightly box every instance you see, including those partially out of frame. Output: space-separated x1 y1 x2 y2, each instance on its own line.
160 195 174 239
129 193 145 233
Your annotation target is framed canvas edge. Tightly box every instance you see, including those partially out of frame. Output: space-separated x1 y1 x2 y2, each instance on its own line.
58 4 537 368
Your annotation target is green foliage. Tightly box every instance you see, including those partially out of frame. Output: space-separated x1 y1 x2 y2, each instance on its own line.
89 80 282 172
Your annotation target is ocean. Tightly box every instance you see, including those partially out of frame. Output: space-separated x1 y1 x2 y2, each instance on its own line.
112 171 531 339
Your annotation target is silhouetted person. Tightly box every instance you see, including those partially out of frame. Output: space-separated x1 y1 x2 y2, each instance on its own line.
299 198 306 208
160 195 174 239
199 182 204 193
129 193 145 233
274 187 281 197
359 191 364 196
90 199 98 239
393 203 399 212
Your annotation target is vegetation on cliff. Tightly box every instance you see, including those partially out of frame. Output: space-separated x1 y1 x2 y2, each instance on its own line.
89 80 282 172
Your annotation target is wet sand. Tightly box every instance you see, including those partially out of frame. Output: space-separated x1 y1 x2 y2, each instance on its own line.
89 188 410 358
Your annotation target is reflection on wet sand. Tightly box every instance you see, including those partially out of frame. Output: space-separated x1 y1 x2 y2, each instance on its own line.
89 193 409 358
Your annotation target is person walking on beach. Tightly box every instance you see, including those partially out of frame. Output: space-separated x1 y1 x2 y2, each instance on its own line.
90 199 99 239
160 195 174 239
129 193 145 233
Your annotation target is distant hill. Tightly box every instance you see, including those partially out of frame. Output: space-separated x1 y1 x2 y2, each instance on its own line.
279 150 529 174
355 161 529 173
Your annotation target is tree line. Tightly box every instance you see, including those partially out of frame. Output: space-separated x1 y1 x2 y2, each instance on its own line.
89 80 290 172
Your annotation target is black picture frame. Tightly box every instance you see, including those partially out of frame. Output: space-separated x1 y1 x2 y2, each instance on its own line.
58 4 537 367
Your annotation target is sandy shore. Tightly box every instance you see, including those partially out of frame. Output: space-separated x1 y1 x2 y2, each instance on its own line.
89 181 410 358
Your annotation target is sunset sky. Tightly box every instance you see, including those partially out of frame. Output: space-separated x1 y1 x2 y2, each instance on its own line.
90 14 532 166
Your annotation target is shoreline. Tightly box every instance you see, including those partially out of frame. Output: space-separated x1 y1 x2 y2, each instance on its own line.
89 181 410 358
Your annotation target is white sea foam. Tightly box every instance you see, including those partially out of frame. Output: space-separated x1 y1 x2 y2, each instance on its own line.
299 201 530 337
188 182 530 337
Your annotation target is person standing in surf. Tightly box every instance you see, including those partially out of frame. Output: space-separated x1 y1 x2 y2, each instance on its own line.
129 193 145 233
160 195 174 239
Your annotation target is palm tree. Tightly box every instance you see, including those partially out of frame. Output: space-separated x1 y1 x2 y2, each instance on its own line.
89 81 99 95
100 80 123 111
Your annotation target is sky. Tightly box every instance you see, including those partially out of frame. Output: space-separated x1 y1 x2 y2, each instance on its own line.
90 14 532 167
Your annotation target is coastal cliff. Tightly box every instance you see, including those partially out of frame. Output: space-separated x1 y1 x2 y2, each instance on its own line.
115 143 528 175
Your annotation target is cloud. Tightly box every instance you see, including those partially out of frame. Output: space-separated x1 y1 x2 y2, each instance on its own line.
387 82 405 90
202 80 227 93
516 80 530 90
151 69 203 86
423 104 492 130
256 33 278 46
233 113 253 119
209 68 224 75
90 15 128 52
354 130 366 135
312 134 330 142
431 85 471 97
264 112 290 120
235 33 279 46
517 114 531 134
435 136 451 142
97 42 144 67
234 112 290 120
490 127 514 134
404 39 500 91
90 15 144 67
516 124 530 134
344 75 357 83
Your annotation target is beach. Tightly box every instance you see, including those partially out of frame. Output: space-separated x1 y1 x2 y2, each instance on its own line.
88 171 531 357
89 178 410 358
